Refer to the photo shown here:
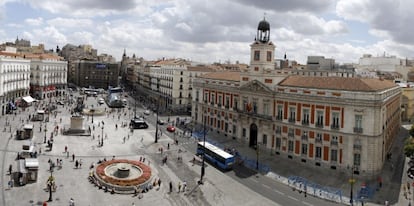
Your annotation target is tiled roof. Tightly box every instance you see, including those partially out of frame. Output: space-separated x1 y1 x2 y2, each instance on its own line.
187 66 216 72
279 76 397 91
200 71 240 82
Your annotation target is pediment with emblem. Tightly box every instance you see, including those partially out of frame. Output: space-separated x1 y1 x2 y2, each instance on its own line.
239 80 273 94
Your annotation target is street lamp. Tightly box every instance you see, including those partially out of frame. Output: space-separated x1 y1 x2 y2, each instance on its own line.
349 166 356 205
47 167 54 202
101 126 104 146
199 116 207 185
155 89 160 143
256 143 260 170
44 124 47 143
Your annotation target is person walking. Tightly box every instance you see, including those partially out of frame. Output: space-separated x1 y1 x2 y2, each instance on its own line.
72 153 75 162
169 181 173 193
178 182 181 193
8 164 12 175
69 198 75 206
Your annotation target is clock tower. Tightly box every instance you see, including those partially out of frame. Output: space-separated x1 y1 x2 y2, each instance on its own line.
249 18 275 74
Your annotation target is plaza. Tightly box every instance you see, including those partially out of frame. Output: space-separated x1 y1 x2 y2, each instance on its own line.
0 91 278 206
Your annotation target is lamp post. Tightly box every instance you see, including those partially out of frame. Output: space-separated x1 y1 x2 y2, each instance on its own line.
199 116 206 185
349 166 355 205
48 167 54 202
101 126 104 146
256 142 260 170
44 124 47 143
154 85 160 143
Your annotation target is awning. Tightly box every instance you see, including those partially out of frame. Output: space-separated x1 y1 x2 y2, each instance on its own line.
22 96 36 103
25 158 39 168
23 124 34 130
17 159 28 174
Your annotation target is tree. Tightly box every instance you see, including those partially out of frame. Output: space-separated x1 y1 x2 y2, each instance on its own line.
404 137 414 157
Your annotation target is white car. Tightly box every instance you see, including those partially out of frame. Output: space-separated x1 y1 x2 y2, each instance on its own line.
143 110 150 115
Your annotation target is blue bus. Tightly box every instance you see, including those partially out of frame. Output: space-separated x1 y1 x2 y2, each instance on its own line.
196 141 235 170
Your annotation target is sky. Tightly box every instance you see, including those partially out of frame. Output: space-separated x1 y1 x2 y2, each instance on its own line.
0 0 413 64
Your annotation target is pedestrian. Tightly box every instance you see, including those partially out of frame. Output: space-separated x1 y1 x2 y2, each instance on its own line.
178 182 181 193
69 198 75 206
158 179 161 187
169 181 173 193
79 159 82 168
167 143 170 150
182 181 187 192
123 136 126 143
8 164 12 175
72 153 75 162
65 145 67 153
75 160 79 168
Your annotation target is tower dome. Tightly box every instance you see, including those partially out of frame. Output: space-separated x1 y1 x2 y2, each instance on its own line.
258 19 270 31
256 18 270 43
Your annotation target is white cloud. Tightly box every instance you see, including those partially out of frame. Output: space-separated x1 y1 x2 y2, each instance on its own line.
31 26 67 46
25 17 43 26
337 0 414 44
1 0 413 65
46 18 92 28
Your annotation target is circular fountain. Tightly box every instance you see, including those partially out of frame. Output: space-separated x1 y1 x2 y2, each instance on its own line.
92 159 152 194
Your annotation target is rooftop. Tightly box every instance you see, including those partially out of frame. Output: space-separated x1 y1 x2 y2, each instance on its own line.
279 76 397 92
201 71 240 82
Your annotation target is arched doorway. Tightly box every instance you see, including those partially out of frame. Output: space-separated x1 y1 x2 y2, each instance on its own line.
249 123 258 148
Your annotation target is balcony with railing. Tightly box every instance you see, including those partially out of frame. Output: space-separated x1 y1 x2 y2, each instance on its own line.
353 144 362 150
275 129 281 134
315 122 324 128
354 127 363 133
301 135 308 142
315 138 322 144
236 108 273 121
331 124 340 130
288 132 294 138
275 115 283 121
225 104 229 109
302 119 309 126
288 118 296 123
330 141 338 147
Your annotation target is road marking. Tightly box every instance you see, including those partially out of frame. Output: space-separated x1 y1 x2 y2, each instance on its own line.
302 201 313 206
287 195 299 201
274 189 284 195
263 184 271 189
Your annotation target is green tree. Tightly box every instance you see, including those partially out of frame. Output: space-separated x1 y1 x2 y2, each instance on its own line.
404 137 414 157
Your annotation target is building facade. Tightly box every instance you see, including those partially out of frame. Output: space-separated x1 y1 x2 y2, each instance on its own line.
74 60 119 89
191 19 401 177
28 54 67 99
0 52 31 115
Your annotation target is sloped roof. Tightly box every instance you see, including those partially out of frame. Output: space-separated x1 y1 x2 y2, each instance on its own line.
279 76 397 92
200 71 240 82
187 66 216 72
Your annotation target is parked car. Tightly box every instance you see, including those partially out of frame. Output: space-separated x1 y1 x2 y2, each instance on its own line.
143 110 150 115
167 125 176 132
57 101 64 105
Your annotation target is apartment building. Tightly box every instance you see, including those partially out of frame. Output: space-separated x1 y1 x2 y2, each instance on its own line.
0 51 31 114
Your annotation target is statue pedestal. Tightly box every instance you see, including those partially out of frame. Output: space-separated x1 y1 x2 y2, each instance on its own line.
70 116 85 131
